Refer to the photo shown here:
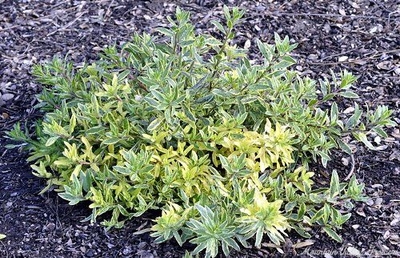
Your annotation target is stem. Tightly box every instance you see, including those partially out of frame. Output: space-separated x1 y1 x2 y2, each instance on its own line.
128 69 149 93
208 28 232 90
239 54 280 94
240 69 268 93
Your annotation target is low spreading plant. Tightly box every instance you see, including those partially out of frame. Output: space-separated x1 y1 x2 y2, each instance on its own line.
7 6 396 257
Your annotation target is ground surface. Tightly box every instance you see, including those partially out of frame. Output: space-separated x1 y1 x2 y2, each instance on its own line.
0 0 399 257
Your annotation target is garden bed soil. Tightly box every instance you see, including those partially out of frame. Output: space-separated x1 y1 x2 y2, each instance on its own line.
0 0 399 257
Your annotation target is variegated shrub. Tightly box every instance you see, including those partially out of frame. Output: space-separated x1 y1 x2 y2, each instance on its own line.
7 6 396 258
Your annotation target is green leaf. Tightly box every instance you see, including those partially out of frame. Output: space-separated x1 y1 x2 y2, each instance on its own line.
322 93 335 101
273 56 296 70
112 73 118 87
298 202 306 219
345 103 362 129
156 27 174 37
323 226 342 243
113 165 130 175
318 151 331 167
281 55 296 65
223 5 232 23
143 96 160 108
194 94 214 104
182 105 196 122
319 79 328 96
292 225 311 238
311 208 324 223
336 139 352 155
102 137 120 145
329 170 340 199
339 91 359 99
330 102 338 123
322 204 331 224
274 33 282 46
210 20 226 34
86 125 105 135
308 99 318 107
151 89 166 103
256 40 274 62
218 155 231 173
58 192 84 205
353 132 376 150
285 201 297 212
212 88 234 98
372 126 388 138
147 117 164 131
340 71 357 89
191 241 209 256
31 162 53 178
195 205 214 226
189 75 208 94
336 213 351 226
0 234 6 240
118 70 130 81
240 96 258 104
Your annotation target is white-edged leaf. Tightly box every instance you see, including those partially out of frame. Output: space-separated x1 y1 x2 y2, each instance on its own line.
143 96 160 108
102 137 120 145
182 105 196 122
337 139 352 155
113 165 130 175
345 103 362 129
353 132 377 150
156 27 174 37
241 96 258 104
210 20 226 34
151 89 166 102
86 125 105 135
189 75 208 94
147 117 164 131
330 102 338 123
195 94 214 104
218 155 230 171
323 227 342 243
372 126 388 138
329 170 340 198
340 91 359 99
212 88 234 98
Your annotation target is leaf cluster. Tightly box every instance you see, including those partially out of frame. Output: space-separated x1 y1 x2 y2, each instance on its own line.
6 6 396 257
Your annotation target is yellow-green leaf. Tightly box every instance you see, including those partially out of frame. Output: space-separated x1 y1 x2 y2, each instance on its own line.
45 136 59 147
69 112 77 134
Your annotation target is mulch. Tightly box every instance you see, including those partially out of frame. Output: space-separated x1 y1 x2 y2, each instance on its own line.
0 0 399 257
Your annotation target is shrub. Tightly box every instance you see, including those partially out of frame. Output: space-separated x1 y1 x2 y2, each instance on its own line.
7 6 396 257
